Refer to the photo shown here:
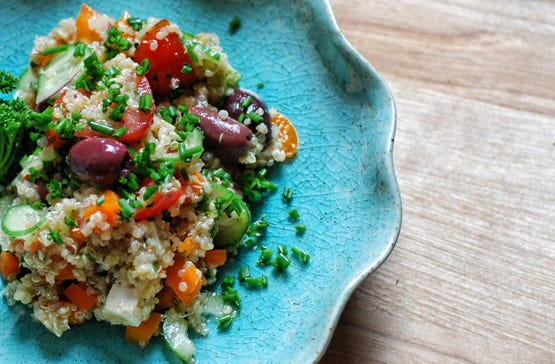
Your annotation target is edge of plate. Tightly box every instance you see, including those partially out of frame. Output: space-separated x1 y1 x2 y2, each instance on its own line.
306 1 402 362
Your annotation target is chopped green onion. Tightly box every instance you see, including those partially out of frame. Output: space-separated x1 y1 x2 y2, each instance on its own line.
247 111 264 123
237 265 251 282
178 143 203 161
118 198 135 222
282 187 294 203
138 94 152 112
294 224 307 235
126 17 146 31
217 314 234 330
244 275 268 288
113 127 128 138
241 96 252 109
73 42 88 57
64 216 78 228
291 247 310 264
183 41 199 64
48 229 63 245
143 185 159 201
273 245 291 271
229 16 241 34
257 247 273 266
181 64 192 74
88 120 114 136
96 194 106 206
288 208 300 222
136 58 150 76
43 44 69 56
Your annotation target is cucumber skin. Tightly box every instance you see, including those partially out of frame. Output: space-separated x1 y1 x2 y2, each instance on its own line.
210 183 251 248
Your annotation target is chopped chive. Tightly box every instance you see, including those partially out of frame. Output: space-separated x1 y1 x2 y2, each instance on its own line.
113 127 128 138
118 198 135 222
229 16 241 34
184 41 199 64
247 111 264 123
244 275 268 288
64 216 78 228
291 247 310 264
126 17 146 31
136 58 150 76
217 314 234 330
139 94 152 112
88 120 114 135
48 229 64 245
294 224 307 235
181 63 192 74
256 247 273 266
272 245 291 271
96 194 106 206
178 143 203 161
241 96 253 109
143 185 159 201
43 44 69 56
282 187 293 203
73 42 88 57
288 208 300 221
237 265 251 282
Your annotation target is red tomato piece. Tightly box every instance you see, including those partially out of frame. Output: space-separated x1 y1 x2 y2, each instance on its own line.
134 19 196 98
120 75 154 142
134 189 183 220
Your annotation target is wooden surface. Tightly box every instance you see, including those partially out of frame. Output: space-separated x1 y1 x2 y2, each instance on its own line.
322 1 555 363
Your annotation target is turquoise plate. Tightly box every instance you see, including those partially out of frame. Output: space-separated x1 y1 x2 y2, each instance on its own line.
0 0 401 363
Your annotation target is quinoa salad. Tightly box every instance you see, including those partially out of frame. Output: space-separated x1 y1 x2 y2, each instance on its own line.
0 4 299 361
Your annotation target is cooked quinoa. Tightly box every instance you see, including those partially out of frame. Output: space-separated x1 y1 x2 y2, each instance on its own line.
0 4 298 360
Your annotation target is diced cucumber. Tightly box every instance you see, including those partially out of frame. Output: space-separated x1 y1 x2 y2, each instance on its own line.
163 310 195 363
36 44 92 105
210 183 250 247
14 68 38 105
1 203 46 237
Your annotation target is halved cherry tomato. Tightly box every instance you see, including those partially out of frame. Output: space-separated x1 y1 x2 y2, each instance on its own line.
134 188 183 220
120 75 155 142
74 76 154 143
134 19 196 98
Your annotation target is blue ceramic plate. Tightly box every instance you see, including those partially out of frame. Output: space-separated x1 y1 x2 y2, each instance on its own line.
0 0 401 363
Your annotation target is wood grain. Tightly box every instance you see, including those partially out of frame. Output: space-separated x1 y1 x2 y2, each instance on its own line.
321 1 555 363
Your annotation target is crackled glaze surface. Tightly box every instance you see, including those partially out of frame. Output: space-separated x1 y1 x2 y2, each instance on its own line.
0 0 400 363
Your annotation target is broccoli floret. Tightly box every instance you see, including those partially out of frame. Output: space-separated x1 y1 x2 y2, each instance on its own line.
0 71 35 186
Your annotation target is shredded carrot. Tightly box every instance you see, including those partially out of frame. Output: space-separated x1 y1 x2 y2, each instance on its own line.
83 190 121 227
55 263 76 281
204 249 227 267
177 236 199 254
125 311 163 346
155 286 175 311
63 283 97 311
0 251 20 281
272 112 298 158
166 254 203 305
75 3 103 43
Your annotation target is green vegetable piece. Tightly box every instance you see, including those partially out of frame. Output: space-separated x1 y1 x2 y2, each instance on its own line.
210 183 251 248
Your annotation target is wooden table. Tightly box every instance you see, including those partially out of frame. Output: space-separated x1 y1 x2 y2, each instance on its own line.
321 1 555 362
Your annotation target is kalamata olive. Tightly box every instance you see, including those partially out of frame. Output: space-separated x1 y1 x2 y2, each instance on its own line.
223 88 273 144
189 107 252 162
69 137 131 187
